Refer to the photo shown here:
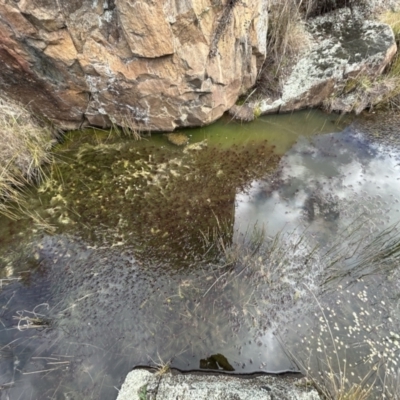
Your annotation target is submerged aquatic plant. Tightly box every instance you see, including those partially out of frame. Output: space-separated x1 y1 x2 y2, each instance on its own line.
1 109 399 398
31 131 280 264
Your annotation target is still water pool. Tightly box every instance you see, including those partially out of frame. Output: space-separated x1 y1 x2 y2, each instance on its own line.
0 110 400 399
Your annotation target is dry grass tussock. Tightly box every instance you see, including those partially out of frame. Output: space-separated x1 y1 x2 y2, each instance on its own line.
0 95 55 219
381 10 400 37
256 0 311 99
111 114 142 140
378 11 400 110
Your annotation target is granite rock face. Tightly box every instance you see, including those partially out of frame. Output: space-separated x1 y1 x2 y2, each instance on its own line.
0 0 267 130
116 369 321 400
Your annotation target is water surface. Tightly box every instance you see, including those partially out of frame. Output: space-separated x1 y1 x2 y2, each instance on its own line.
0 110 399 399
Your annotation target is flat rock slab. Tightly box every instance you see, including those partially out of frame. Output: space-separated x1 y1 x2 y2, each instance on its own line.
117 369 320 400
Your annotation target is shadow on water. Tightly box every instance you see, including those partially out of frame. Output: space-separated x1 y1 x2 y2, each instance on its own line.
1 110 400 398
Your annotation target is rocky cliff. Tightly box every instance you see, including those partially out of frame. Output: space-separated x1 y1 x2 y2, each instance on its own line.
0 0 267 130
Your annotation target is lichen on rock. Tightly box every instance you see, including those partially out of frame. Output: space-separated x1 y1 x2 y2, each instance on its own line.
253 7 397 116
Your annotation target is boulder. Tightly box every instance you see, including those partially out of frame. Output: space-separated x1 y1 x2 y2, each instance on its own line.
253 8 397 116
0 0 268 131
116 369 321 400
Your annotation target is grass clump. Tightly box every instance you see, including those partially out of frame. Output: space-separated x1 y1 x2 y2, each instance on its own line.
149 353 171 376
380 10 400 37
111 112 144 140
378 11 400 110
257 1 310 98
0 95 55 219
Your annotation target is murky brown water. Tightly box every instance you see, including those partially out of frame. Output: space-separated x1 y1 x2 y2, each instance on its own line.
0 110 399 399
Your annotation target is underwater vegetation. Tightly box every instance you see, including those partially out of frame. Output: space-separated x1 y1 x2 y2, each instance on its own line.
24 129 281 265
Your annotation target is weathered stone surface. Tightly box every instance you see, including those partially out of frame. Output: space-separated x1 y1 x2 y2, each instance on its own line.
254 8 397 116
0 0 268 130
117 0 174 58
116 369 321 400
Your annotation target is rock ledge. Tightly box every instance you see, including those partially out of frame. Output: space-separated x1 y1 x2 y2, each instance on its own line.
116 369 320 400
251 8 397 117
